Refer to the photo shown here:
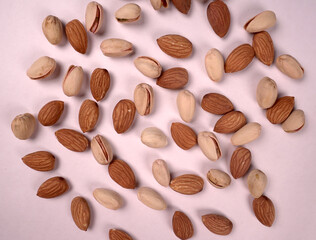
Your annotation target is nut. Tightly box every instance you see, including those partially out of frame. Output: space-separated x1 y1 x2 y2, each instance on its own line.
90 68 111 102
11 113 36 140
231 122 261 146
42 15 63 45
230 147 251 179
134 83 154 116
91 134 113 165
197 131 222 161
247 169 267 198
141 127 168 148
134 56 162 78
252 31 274 66
253 195 275 227
156 67 188 89
55 128 89 152
201 93 234 115
152 159 170 187
244 10 276 33
157 34 192 58
22 151 55 171
78 99 99 133
85 1 103 33
205 48 224 82
281 109 305 133
170 174 204 195
150 0 169 10
37 176 69 198
172 0 191 14
137 187 167 210
27 56 56 80
177 90 195 123
109 229 133 240
207 0 230 38
207 169 231 189
100 38 133 57
214 111 247 133
115 3 141 23
62 65 84 97
38 100 64 126
266 96 295 124
172 211 194 239
71 196 90 231
171 122 197 150
93 188 123 210
65 19 88 54
108 159 136 189
256 77 278 109
225 44 255 73
276 54 304 79
112 99 136 134
202 214 233 235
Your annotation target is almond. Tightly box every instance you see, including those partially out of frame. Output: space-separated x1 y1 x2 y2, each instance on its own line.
38 100 64 126
207 0 230 38
172 0 191 14
55 128 89 152
112 99 136 134
65 19 88 54
230 147 251 179
252 31 274 66
201 93 234 115
214 111 247 133
202 214 233 235
79 99 99 133
172 211 194 239
266 96 295 124
171 122 197 150
108 159 136 189
71 196 90 231
22 151 55 171
90 68 111 102
170 174 204 195
225 44 255 73
157 34 192 58
37 176 69 198
156 67 188 89
253 195 275 227
109 229 133 240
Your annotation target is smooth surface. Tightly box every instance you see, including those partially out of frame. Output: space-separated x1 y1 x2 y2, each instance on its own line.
0 0 315 239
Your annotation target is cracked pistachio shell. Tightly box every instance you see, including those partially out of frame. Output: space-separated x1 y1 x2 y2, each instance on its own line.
177 90 195 123
256 77 278 109
205 48 224 82
93 188 123 210
244 10 276 33
62 65 83 96
100 38 133 57
27 56 56 80
85 1 103 33
42 15 63 45
231 122 261 146
207 169 231 189
247 169 267 198
152 159 170 187
198 131 222 161
91 135 113 165
134 83 154 116
281 109 305 133
115 3 141 23
137 187 167 210
276 54 304 79
134 56 162 78
141 127 168 148
11 113 36 140
150 0 170 10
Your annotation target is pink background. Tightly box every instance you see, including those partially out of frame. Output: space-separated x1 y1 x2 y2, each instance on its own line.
1 0 316 239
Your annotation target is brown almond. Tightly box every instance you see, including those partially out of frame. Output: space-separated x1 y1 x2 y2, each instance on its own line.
157 34 192 58
172 211 194 239
172 0 191 14
55 129 89 152
252 31 274 66
38 100 64 126
109 229 133 240
37 176 69 198
201 93 234 115
225 44 255 73
71 196 90 231
65 19 88 54
79 99 99 133
108 159 136 189
90 68 111 102
214 111 246 133
170 174 204 195
202 214 233 236
230 147 251 179
253 195 275 227
112 99 136 134
22 151 55 171
207 0 230 38
171 122 197 150
266 96 295 124
157 67 188 89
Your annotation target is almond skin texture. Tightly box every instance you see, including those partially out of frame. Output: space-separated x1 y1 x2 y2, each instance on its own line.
112 99 136 134
172 0 191 14
207 0 230 38
253 31 274 66
55 129 89 152
172 211 194 239
171 122 197 150
202 214 233 235
109 229 133 240
71 196 90 231
214 111 247 133
22 151 55 171
230 147 251 179
266 96 295 124
79 99 99 133
157 67 188 89
108 159 136 189
65 19 88 54
253 195 275 227
170 174 204 195
90 68 111 102
157 34 192 58
225 44 255 73
38 100 64 126
37 176 69 198
201 93 234 115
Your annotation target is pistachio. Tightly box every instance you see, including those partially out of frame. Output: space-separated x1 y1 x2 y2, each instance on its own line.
137 187 167 210
205 48 224 82
150 0 170 10
256 77 278 109
42 15 63 45
93 188 123 210
141 127 168 148
134 56 162 78
197 131 222 161
11 113 36 140
276 54 304 79
244 10 276 33
231 122 261 146
115 3 141 23
177 90 195 123
247 169 267 198
281 109 305 133
62 65 84 96
152 159 170 187
85 1 103 33
207 169 231 189
100 38 133 57
27 56 56 80
91 135 113 165
134 83 154 116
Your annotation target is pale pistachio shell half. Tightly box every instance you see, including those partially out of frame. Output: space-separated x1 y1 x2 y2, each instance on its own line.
205 48 224 82
276 54 304 79
141 127 168 148
42 15 63 45
282 109 305 133
91 135 113 165
177 90 195 123
85 1 104 33
11 113 36 140
152 159 170 187
244 10 276 33
231 122 261 146
198 131 222 161
93 188 123 210
115 3 141 23
137 187 167 210
247 169 267 198
100 38 134 57
134 83 154 116
207 169 231 189
256 77 278 109
27 56 56 80
134 56 162 78
62 65 83 96
150 0 170 10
